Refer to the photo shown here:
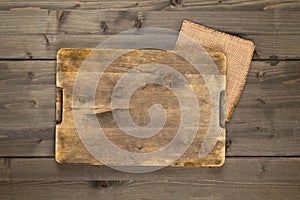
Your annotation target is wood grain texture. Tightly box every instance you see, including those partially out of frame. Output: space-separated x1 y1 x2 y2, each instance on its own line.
0 8 299 59
0 10 299 35
0 0 170 11
0 60 299 157
0 0 299 11
0 7 299 60
0 157 299 181
0 1 299 199
56 48 226 166
0 34 299 59
179 0 300 11
228 60 300 156
0 179 299 200
0 61 55 156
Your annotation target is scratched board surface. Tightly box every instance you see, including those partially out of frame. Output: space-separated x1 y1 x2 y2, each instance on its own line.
56 48 227 167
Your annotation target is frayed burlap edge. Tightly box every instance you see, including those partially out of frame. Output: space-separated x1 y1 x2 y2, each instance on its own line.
176 20 255 121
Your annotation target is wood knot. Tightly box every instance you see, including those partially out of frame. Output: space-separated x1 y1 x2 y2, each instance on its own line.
89 181 123 189
256 71 265 80
28 71 35 78
269 55 279 66
134 17 142 28
37 138 43 143
256 98 266 105
226 139 232 149
171 0 183 6
74 3 81 8
137 144 143 150
89 181 109 189
25 52 33 59
100 21 107 32
31 100 37 107
261 164 266 172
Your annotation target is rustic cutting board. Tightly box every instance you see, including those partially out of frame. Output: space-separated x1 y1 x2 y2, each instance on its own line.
56 48 226 167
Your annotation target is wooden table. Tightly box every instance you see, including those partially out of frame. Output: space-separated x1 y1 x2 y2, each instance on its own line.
0 1 299 199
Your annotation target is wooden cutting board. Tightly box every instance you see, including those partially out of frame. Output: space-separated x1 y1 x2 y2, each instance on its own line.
56 48 226 167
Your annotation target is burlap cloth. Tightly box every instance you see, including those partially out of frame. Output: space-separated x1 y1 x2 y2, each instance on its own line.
176 20 255 121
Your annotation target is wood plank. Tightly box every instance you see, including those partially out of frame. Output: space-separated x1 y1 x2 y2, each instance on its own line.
182 0 300 11
0 61 300 156
0 0 170 11
1 157 299 181
227 60 300 156
247 34 300 59
0 61 55 156
0 61 54 85
0 34 299 60
0 3 298 199
0 0 299 11
0 34 109 59
0 179 299 200
0 10 299 35
0 60 299 157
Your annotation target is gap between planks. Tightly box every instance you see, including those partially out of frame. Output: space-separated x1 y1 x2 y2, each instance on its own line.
0 60 299 157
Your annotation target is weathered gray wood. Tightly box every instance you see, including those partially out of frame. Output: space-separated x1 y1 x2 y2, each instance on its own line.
0 34 110 59
0 179 299 200
0 9 299 60
181 0 300 11
0 10 299 35
0 0 299 11
0 61 54 85
0 61 55 156
0 60 299 157
0 2 298 199
227 61 300 156
0 34 299 59
2 157 300 199
0 0 171 11
1 157 299 181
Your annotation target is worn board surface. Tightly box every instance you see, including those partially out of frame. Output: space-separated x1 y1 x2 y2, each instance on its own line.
0 157 299 199
0 1 300 199
56 48 226 166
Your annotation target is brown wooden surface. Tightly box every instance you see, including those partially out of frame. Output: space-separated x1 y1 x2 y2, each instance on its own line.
0 0 299 199
0 34 299 59
0 158 299 199
56 48 226 166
